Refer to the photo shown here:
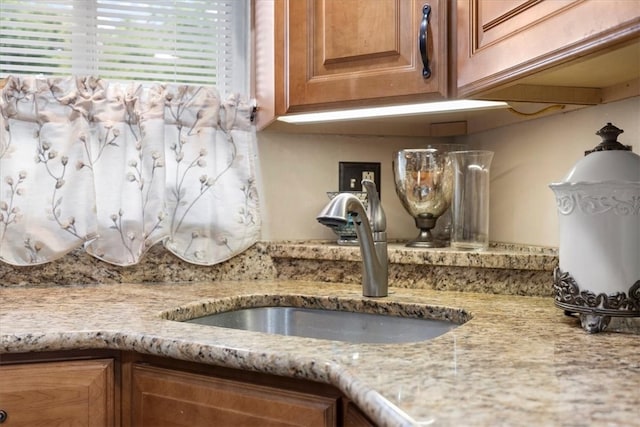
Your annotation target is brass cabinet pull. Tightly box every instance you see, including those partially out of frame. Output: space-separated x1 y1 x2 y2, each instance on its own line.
419 4 432 79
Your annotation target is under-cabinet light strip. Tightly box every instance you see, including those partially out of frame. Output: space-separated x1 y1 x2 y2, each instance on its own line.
277 100 510 124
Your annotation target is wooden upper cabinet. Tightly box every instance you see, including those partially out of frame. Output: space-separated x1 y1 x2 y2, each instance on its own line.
255 0 449 128
457 0 640 99
287 0 449 109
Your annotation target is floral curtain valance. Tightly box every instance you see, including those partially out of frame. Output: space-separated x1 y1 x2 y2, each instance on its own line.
0 76 260 266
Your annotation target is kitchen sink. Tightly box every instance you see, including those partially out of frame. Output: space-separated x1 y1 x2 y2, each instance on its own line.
171 296 468 344
185 306 459 344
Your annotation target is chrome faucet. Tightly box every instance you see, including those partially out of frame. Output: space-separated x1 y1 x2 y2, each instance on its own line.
316 180 388 297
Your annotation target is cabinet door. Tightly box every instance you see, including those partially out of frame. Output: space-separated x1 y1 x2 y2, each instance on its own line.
343 400 376 426
284 0 449 112
0 359 115 426
457 0 640 96
130 364 338 427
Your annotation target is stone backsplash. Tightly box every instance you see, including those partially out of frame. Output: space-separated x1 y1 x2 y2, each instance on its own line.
1 240 557 296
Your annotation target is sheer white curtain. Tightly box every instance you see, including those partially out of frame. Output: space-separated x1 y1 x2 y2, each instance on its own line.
0 75 260 266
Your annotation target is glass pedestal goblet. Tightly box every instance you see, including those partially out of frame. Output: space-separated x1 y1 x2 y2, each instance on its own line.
393 148 453 247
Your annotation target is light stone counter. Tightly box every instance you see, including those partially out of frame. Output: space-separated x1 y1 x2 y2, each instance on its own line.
1 280 638 427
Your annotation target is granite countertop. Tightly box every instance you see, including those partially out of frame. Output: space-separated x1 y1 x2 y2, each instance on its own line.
1 280 638 426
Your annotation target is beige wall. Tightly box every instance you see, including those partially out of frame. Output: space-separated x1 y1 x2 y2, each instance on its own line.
256 96 639 247
256 133 450 241
461 96 639 247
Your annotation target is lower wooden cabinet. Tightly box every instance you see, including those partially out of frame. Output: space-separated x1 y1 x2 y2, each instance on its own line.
0 351 374 427
130 364 339 426
343 401 376 426
123 354 375 427
0 358 116 426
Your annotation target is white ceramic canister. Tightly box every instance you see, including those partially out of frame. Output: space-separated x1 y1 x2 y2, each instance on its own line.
549 123 640 333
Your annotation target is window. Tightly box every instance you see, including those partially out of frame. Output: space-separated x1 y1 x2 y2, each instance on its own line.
0 0 250 96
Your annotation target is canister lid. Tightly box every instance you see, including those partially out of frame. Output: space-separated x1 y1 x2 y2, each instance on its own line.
561 123 640 184
585 122 632 155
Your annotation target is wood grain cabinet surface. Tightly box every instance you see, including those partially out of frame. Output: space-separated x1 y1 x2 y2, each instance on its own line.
1 351 374 427
456 0 640 99
124 360 372 427
0 359 116 427
256 0 638 133
129 364 340 427
255 0 449 127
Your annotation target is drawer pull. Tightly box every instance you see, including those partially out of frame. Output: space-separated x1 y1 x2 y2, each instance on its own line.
0 409 7 423
419 4 432 79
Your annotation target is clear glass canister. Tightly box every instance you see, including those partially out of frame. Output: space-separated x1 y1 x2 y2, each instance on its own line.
449 150 494 251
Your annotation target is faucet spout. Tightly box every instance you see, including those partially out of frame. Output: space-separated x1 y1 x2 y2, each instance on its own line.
316 180 388 297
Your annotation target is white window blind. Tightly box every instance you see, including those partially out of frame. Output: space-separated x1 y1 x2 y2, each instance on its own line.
0 0 250 95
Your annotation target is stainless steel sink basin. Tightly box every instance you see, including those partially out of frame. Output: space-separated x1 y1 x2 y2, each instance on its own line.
184 306 462 344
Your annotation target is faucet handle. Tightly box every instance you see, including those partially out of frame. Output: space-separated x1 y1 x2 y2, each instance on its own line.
362 179 386 233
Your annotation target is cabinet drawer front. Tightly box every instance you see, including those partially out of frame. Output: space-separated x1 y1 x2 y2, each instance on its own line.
131 364 338 427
